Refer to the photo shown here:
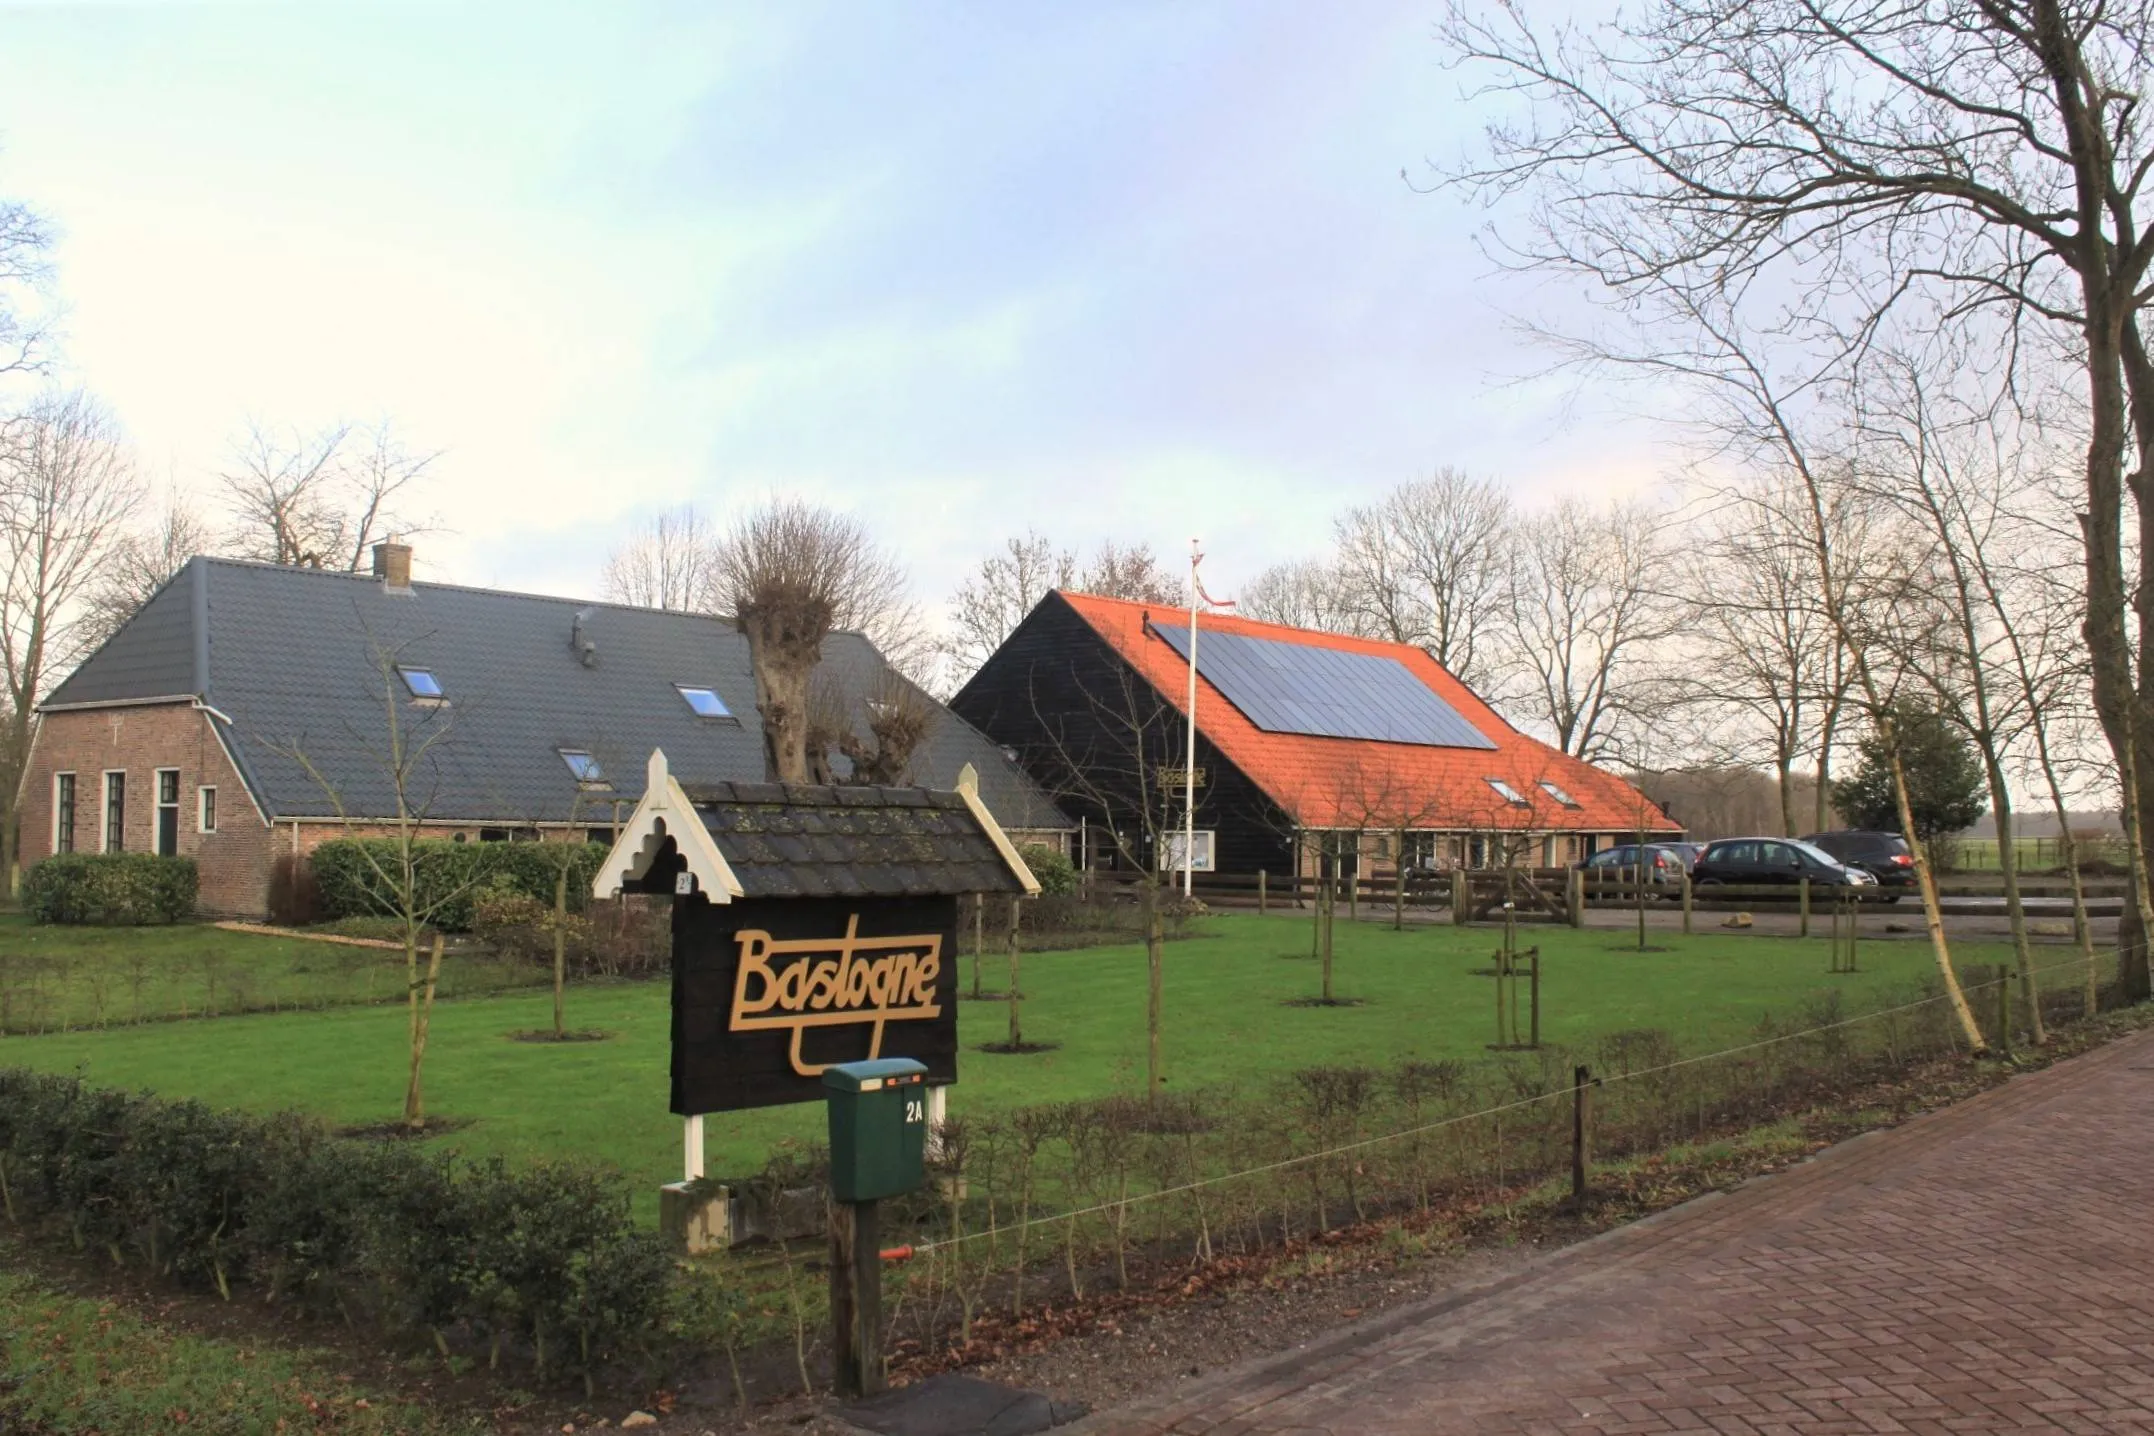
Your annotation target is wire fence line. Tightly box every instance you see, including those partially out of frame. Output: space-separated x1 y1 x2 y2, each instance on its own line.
903 949 2108 1257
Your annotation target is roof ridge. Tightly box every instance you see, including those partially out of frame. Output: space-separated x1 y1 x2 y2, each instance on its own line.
193 554 879 639
1060 587 1431 659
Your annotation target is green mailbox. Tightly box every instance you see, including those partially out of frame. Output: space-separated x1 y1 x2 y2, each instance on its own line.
822 1058 930 1203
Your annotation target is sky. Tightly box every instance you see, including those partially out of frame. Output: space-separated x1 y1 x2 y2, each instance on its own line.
0 0 1664 616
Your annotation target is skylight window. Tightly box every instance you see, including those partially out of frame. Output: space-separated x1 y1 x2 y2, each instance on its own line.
1485 778 1529 806
398 666 444 700
676 685 729 719
559 749 608 786
1540 780 1581 808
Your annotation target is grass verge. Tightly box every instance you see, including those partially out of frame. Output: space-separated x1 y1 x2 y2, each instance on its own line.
0 1268 479 1434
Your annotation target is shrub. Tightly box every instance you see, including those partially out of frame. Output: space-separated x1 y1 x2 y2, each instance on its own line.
309 840 607 932
22 854 198 925
0 1069 670 1390
1017 843 1078 896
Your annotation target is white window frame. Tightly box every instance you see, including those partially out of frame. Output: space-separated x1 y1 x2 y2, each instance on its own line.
102 769 126 853
53 770 76 855
1158 829 1216 873
153 768 181 856
1485 777 1528 805
675 684 731 719
198 784 218 835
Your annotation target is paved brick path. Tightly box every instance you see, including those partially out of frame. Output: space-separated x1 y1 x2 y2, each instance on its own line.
1078 1028 2154 1434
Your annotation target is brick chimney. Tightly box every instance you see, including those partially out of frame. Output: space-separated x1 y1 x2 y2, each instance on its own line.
372 538 413 591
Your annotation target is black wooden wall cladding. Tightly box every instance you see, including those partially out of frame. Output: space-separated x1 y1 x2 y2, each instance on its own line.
670 892 960 1114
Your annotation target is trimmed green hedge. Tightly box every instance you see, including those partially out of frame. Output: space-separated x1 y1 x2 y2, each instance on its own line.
1017 842 1079 896
309 840 607 933
22 854 198 925
0 1069 672 1388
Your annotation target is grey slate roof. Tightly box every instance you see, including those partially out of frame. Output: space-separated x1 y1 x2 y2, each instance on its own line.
42 558 1069 833
683 781 1030 898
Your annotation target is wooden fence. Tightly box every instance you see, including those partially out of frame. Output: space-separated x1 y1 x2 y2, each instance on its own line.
1076 864 2124 926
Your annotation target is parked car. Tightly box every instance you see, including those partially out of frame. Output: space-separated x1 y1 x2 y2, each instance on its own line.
1801 830 1916 900
1655 841 1706 868
1579 843 1691 894
1690 837 1879 892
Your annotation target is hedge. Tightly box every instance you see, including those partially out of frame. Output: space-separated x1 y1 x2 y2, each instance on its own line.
22 854 199 925
0 1069 672 1388
309 840 608 933
1016 842 1079 896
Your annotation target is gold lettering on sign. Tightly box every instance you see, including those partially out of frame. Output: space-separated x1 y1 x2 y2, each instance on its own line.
1155 766 1207 790
729 914 944 1076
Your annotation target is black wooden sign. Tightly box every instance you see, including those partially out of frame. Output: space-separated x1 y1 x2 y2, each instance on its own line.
670 893 960 1114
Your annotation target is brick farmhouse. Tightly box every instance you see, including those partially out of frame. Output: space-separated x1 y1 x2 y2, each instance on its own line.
18 545 1068 918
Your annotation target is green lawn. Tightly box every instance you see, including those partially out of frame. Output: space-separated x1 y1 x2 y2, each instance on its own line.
0 1268 478 1434
0 914 543 1033
0 913 2050 1220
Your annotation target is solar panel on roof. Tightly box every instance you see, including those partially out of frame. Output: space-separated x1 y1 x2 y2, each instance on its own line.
1151 622 1497 749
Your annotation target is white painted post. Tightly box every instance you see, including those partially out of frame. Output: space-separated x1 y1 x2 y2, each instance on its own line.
684 1113 705 1182
1184 539 1200 898
926 1083 949 1159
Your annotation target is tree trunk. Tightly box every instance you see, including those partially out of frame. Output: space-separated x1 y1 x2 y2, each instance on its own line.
1885 743 1985 1052
1310 843 1322 959
738 612 819 782
971 893 984 999
404 932 445 1128
1814 698 1841 835
1394 829 1406 932
1983 770 2044 1044
1006 897 1022 1048
553 865 568 1039
1143 880 1164 1102
1309 852 1326 998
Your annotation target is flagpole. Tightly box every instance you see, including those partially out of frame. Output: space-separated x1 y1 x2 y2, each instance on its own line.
1185 540 1200 898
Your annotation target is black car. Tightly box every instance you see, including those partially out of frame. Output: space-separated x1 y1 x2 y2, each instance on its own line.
1801 830 1916 899
1691 837 1879 891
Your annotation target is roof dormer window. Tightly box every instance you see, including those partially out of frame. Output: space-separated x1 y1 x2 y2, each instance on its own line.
398 666 444 701
676 685 729 719
1485 778 1529 806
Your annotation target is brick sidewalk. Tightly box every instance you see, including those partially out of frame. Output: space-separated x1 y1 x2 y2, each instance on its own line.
1077 1028 2154 1434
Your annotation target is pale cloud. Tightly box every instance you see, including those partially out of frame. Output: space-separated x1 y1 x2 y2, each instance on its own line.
0 0 1675 618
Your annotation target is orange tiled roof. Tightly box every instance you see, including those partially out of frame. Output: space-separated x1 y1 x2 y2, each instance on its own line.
1057 591 1679 834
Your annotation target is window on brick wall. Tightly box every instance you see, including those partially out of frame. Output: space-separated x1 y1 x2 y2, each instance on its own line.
155 770 181 856
54 773 75 854
103 772 126 853
199 786 217 834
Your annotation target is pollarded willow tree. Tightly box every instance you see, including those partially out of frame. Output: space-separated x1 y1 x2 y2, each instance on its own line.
1441 0 2154 1001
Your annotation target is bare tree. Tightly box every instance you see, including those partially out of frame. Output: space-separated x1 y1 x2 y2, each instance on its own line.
1686 485 1862 836
1015 658 1188 1102
0 391 141 888
268 634 481 1130
1335 468 1513 686
1440 0 2154 1000
339 424 441 574
79 485 213 649
1077 540 1179 606
835 671 939 786
0 193 52 387
602 505 720 612
715 501 918 783
1503 497 1673 762
219 420 437 571
944 531 1077 678
1239 558 1365 634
